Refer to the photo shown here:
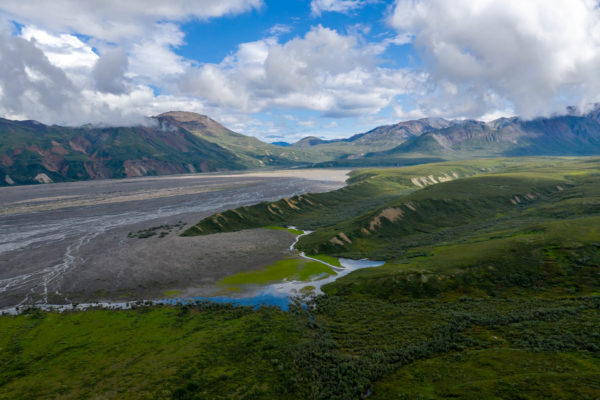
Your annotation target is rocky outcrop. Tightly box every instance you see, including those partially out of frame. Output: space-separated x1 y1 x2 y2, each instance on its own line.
34 173 53 184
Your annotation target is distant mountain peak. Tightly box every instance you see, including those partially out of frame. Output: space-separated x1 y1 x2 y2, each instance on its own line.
486 117 519 129
292 136 331 148
156 111 212 123
155 111 230 138
271 141 291 147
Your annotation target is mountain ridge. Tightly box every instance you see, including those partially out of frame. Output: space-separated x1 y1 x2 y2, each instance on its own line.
3 110 600 186
0 112 284 186
302 111 600 166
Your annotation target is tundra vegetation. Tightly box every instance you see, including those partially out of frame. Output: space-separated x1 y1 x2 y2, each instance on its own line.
1 157 600 399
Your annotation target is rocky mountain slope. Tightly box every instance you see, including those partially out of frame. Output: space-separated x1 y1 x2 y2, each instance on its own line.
0 112 319 186
303 112 600 166
342 117 453 148
380 114 600 157
156 112 318 166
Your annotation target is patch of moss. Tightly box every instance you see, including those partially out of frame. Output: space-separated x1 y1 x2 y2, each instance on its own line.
310 254 342 267
264 225 304 235
218 257 335 287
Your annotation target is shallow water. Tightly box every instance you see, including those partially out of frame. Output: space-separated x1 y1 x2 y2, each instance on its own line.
178 256 385 311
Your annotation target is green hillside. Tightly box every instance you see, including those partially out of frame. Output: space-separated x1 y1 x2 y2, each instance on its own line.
180 157 600 398
182 157 568 236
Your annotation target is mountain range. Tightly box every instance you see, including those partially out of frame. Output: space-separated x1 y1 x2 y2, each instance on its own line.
2 109 600 185
0 112 319 186
294 111 600 167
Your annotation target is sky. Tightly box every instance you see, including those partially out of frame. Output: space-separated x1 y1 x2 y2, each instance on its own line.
1 0 600 142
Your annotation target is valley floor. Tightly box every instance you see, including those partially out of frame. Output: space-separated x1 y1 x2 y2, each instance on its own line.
1 157 599 399
0 169 348 308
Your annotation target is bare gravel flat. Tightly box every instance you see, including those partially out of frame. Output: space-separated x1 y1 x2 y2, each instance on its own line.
0 169 349 307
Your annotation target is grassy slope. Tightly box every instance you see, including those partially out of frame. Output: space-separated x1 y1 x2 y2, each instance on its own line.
298 158 599 257
182 159 500 235
298 173 567 257
2 157 600 399
218 257 334 288
308 157 600 398
373 349 600 399
168 117 330 165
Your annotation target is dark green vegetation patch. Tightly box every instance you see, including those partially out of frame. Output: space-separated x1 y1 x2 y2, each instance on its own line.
128 221 187 239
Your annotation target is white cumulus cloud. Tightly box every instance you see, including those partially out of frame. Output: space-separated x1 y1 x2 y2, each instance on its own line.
6 0 597 136
179 25 416 117
0 0 263 42
388 0 600 119
310 0 372 16
127 23 189 82
0 28 79 122
0 24 200 126
0 2 264 127
20 26 98 70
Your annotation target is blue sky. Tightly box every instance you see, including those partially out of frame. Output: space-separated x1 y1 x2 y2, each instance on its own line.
177 1 417 66
172 0 420 141
0 0 599 142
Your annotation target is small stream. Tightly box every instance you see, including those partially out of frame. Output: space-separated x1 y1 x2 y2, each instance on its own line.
1 229 384 314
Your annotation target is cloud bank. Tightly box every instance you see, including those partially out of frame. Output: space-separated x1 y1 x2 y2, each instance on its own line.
0 1 266 125
0 0 264 41
389 0 600 118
